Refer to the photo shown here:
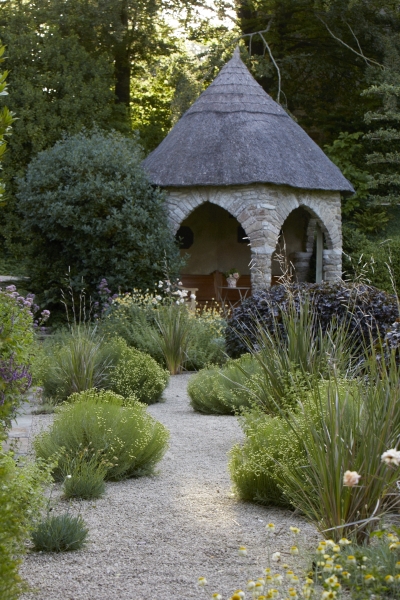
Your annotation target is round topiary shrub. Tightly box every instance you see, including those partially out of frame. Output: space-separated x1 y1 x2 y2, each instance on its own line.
109 346 169 404
225 282 399 358
188 354 261 415
34 392 169 481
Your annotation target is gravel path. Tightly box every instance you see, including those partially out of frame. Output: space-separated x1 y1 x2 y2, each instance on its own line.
20 374 318 600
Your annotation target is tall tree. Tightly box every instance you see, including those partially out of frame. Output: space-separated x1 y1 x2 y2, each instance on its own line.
235 0 399 145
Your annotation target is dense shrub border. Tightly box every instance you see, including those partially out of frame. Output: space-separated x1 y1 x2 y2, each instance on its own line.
225 282 399 358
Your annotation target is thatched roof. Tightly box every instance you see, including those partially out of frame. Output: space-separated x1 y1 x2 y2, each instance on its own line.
143 48 354 193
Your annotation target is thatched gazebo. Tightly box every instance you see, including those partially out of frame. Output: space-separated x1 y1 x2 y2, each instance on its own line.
143 47 353 300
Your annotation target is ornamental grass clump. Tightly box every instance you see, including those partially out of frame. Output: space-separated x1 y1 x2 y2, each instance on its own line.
31 514 88 553
34 391 169 481
154 303 191 374
41 325 113 403
109 344 169 404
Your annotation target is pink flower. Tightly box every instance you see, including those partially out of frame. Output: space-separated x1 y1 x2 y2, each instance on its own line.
343 470 361 487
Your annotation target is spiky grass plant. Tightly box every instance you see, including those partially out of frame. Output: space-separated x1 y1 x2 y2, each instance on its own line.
31 514 88 552
154 304 191 374
34 391 169 481
273 361 400 542
239 296 356 414
42 325 113 402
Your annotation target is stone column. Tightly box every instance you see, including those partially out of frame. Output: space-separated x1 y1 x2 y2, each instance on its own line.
290 251 313 282
323 249 342 282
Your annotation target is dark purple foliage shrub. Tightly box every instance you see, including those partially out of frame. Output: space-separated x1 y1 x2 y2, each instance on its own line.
225 282 400 358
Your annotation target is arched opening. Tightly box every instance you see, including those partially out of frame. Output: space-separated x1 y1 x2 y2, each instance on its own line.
178 202 252 303
272 206 327 283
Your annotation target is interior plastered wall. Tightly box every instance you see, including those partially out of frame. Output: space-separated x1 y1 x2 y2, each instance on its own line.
179 203 251 275
165 184 342 289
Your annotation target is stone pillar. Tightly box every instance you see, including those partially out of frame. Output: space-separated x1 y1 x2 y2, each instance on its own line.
250 247 273 290
323 249 342 282
290 251 313 282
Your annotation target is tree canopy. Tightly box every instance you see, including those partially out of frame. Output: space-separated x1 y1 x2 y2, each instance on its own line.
16 130 182 311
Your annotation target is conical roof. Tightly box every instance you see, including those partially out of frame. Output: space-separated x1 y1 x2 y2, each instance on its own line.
142 48 354 193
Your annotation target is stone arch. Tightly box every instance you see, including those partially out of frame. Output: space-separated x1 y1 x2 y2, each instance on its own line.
271 201 341 283
165 185 342 290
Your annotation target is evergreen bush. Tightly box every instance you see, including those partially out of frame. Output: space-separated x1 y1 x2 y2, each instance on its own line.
34 392 169 480
16 129 182 311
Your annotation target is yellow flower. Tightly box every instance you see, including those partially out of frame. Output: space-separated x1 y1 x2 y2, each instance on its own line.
385 575 394 583
339 538 351 545
212 595 222 600
238 546 248 557
395 574 400 581
325 575 338 587
290 546 299 555
341 571 350 579
233 591 245 599
265 568 271 574
273 574 283 584
266 523 276 532
288 588 298 598
290 526 301 534
364 574 375 583
316 545 325 554
347 555 356 564
333 565 342 573
321 592 337 599
390 542 400 550
197 577 207 587
332 545 340 553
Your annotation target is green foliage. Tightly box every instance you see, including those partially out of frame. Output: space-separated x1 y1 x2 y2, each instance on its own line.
31 514 89 553
229 378 360 513
188 354 261 415
229 410 298 507
0 288 34 429
101 290 227 371
34 392 169 481
16 129 182 310
40 326 114 403
109 344 169 404
62 456 106 500
0 41 15 206
154 304 191 375
363 36 400 208
0 449 52 599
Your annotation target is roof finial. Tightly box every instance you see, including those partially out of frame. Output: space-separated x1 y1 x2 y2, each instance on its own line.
233 45 241 59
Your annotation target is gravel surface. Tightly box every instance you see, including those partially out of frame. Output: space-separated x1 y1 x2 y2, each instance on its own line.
20 374 318 600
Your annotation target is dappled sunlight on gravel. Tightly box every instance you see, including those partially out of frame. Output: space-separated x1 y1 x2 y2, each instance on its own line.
20 374 317 600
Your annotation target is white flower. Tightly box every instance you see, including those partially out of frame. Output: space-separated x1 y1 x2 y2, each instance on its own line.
197 577 207 587
381 449 400 467
343 470 361 486
266 523 275 532
190 293 196 300
238 546 248 557
290 545 299 555
66 475 72 479
271 551 281 562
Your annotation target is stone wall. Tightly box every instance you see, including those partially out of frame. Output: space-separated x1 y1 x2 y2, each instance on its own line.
165 184 342 290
